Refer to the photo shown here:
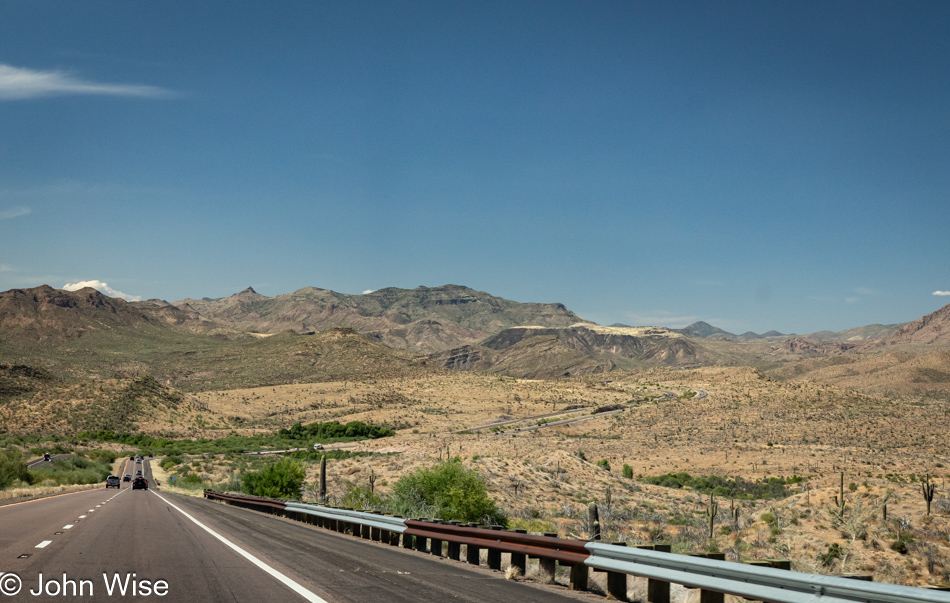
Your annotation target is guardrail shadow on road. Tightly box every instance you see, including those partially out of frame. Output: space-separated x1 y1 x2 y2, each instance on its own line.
203 490 950 603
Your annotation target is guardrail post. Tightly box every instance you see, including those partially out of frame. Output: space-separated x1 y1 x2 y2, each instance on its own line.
414 519 429 552
466 523 480 565
569 563 589 591
402 531 414 549
487 526 503 570
606 542 628 601
538 533 557 583
430 520 444 557
746 559 791 602
836 573 873 581
690 554 725 603
637 544 670 603
447 522 462 560
510 529 527 575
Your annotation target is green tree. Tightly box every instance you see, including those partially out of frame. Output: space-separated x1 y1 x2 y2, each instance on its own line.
388 462 506 526
241 459 305 499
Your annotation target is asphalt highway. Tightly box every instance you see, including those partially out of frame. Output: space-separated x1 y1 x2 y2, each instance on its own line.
25 454 71 469
0 459 589 602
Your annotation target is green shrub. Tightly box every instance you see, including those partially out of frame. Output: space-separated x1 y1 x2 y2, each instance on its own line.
85 449 117 464
241 459 305 499
388 462 506 526
342 485 382 510
622 464 633 479
597 459 611 472
0 448 30 489
819 543 841 566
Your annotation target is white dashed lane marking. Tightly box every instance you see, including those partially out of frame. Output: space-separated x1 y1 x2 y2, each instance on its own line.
36 541 52 548
63 525 74 529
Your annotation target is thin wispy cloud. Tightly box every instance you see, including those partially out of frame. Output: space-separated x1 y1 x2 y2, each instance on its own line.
0 63 173 100
934 291 950 296
63 280 141 302
855 287 875 295
0 206 30 220
0 264 13 272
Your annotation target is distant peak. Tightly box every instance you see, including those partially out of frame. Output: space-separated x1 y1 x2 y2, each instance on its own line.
238 286 258 295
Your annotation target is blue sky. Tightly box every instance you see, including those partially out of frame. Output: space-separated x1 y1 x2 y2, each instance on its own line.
1 1 948 334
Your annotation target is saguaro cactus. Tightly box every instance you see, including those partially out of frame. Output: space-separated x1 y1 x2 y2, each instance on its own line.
706 493 719 539
922 475 936 516
319 453 327 503
588 502 601 541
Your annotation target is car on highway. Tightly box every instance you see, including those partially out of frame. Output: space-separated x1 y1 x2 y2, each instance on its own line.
135 470 143 476
123 474 132 482
106 475 121 488
132 477 148 490
130 455 135 460
313 444 324 450
43 452 51 461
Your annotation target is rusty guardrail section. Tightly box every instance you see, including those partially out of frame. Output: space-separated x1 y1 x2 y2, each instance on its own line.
204 491 950 603
203 489 286 513
404 520 587 565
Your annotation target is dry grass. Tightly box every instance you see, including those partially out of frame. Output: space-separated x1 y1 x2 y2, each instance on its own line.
8 364 950 587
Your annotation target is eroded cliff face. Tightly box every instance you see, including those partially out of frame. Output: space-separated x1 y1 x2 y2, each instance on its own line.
483 324 706 364
876 302 950 345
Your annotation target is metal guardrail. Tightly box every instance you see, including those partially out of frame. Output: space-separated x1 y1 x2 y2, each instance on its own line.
404 520 588 565
203 490 286 512
204 491 950 603
585 542 950 603
285 502 406 534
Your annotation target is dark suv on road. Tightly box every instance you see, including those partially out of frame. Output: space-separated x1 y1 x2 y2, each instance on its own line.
132 477 148 490
106 475 121 488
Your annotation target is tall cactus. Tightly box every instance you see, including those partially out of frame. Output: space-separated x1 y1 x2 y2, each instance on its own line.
922 475 936 516
588 502 601 541
706 492 718 539
319 453 327 504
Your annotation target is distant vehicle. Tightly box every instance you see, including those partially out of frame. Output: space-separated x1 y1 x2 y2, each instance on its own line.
123 474 132 482
136 470 143 476
136 459 142 464
132 477 148 490
105 475 121 488
130 456 135 461
313 444 324 450
43 453 51 462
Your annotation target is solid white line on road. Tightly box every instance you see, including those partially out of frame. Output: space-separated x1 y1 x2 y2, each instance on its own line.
63 525 74 529
35 541 52 548
151 491 329 603
78 515 86 519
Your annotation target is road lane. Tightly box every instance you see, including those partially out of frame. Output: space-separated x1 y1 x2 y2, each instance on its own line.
159 492 588 603
0 488 124 562
7 477 306 602
2 458 587 602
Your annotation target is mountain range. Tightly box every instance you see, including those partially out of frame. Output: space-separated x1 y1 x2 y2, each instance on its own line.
1 283 949 385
